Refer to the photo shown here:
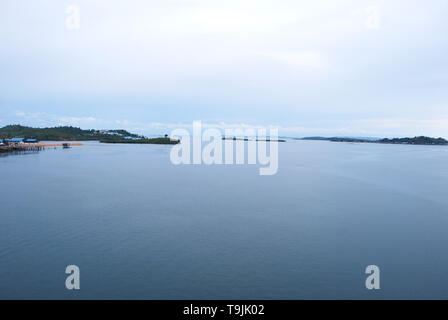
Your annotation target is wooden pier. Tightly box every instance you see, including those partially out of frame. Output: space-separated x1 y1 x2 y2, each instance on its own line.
36 143 83 147
0 142 82 154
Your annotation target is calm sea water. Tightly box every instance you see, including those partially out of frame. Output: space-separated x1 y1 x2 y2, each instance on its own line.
1 140 448 299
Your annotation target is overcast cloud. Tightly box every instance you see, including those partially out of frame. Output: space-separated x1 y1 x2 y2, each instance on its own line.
1 0 447 137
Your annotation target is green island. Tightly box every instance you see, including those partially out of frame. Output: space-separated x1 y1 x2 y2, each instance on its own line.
0 125 179 144
300 136 448 145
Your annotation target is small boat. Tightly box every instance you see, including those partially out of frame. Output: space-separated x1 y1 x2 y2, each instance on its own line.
62 143 71 149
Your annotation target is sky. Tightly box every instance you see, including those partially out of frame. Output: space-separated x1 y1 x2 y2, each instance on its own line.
1 0 448 137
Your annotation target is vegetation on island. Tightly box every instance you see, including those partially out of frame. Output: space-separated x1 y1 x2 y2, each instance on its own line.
378 136 448 145
0 125 139 140
0 125 178 144
301 136 448 145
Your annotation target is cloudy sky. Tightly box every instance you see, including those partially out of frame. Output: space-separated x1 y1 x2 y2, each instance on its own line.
1 0 447 137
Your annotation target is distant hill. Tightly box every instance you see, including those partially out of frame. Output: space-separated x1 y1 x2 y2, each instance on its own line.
301 136 448 145
378 136 448 145
0 125 141 141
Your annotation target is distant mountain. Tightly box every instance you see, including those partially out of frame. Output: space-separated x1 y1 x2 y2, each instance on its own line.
0 125 141 141
301 136 448 145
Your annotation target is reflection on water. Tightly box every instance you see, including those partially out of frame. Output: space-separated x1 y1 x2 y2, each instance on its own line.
0 140 448 299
